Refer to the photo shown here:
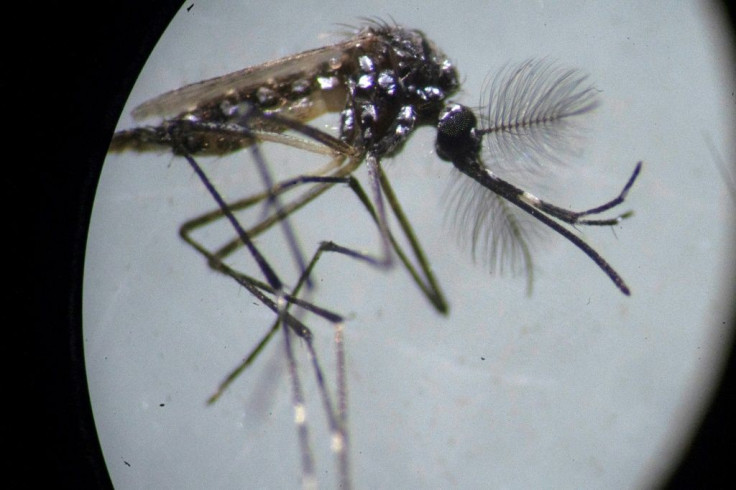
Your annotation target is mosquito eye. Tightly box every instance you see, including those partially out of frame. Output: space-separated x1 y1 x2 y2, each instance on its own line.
435 103 479 162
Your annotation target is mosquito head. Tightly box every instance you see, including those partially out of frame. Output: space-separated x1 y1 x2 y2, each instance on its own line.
435 103 481 164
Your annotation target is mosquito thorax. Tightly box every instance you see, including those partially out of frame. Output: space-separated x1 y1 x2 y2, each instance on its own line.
435 103 481 163
339 24 460 157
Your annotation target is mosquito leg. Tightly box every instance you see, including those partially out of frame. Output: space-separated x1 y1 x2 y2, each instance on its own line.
179 152 356 266
187 145 323 486
294 248 351 490
176 117 449 488
268 183 459 485
181 152 283 290
177 172 348 402
364 153 393 268
178 106 448 313
181 146 350 487
279 300 318 490
269 156 492 482
182 174 345 264
205 256 344 403
272 155 449 311
182 155 448 312
205 162 455 486
192 168 449 477
249 137 313 288
179 160 358 412
182 160 446 485
276 240 365 490
217 237 356 489
269 162 448 313
375 166 448 312
180 151 348 348
176 115 352 290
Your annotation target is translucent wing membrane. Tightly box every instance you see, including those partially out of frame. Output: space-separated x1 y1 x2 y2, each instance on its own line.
480 59 599 171
130 37 365 121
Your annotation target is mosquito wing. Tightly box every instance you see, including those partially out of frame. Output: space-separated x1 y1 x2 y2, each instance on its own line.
131 31 373 121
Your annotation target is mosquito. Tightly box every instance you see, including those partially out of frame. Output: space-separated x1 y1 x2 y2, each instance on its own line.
109 19 641 488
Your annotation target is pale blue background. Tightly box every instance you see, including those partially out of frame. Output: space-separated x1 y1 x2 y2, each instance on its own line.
85 1 734 488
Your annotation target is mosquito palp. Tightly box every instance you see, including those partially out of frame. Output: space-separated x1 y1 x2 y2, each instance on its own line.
109 19 640 488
